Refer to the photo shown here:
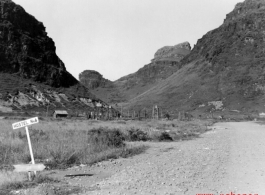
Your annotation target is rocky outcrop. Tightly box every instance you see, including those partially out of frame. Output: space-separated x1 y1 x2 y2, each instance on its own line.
0 0 78 87
79 70 112 89
152 42 191 63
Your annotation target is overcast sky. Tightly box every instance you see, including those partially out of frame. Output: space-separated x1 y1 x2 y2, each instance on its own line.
13 0 243 81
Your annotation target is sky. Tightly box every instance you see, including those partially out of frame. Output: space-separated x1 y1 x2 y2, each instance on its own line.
13 0 243 81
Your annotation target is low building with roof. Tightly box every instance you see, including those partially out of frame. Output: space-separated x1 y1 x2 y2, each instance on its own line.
259 112 265 118
53 110 68 118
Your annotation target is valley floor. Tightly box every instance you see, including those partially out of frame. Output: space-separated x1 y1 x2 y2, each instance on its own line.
6 121 265 195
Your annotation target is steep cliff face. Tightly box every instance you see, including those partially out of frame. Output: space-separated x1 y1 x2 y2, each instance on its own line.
0 0 77 87
181 0 265 103
183 0 265 67
0 0 115 115
125 0 265 117
80 42 191 104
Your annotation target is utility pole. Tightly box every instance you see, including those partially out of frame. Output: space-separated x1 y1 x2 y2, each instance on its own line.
46 103 49 118
152 105 159 120
178 111 181 120
107 106 109 120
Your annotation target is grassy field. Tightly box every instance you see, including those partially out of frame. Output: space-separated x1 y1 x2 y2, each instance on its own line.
0 118 213 166
0 118 214 165
0 118 213 193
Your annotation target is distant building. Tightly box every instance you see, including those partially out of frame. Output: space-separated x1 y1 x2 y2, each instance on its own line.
96 102 102 107
259 112 265 118
53 110 68 118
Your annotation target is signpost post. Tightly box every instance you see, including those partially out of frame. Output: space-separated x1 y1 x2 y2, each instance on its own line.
108 105 111 120
12 117 45 181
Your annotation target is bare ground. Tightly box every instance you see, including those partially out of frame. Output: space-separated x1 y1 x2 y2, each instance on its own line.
7 121 265 195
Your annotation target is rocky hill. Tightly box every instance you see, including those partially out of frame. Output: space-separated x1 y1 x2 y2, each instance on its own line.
80 42 191 104
124 0 265 117
79 70 112 89
0 0 113 116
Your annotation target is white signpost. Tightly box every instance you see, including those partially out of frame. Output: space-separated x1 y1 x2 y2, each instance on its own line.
12 117 45 180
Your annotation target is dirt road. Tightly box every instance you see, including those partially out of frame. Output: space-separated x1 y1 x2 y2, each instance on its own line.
12 122 265 195
70 122 264 195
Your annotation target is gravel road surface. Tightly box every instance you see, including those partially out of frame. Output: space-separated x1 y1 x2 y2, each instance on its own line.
79 122 265 195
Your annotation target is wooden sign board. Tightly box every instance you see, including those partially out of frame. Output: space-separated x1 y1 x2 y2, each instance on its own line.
12 117 39 130
13 164 45 173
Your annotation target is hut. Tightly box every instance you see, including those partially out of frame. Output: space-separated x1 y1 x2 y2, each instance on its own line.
53 110 68 118
259 112 265 118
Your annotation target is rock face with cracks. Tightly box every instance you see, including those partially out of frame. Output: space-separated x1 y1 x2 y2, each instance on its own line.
0 0 77 88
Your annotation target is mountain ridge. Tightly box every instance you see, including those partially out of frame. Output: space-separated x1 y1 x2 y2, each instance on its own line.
80 42 191 104
123 0 265 117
